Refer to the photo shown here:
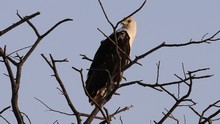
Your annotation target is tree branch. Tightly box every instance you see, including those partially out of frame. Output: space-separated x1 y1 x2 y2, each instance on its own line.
71 67 109 124
1 11 72 124
41 54 82 124
35 97 74 116
0 12 40 37
155 68 198 124
115 0 147 29
0 106 11 115
21 18 72 65
123 31 220 71
190 100 220 124
80 54 93 62
83 1 147 123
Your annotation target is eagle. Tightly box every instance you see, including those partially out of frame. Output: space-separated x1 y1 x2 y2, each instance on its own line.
85 17 137 105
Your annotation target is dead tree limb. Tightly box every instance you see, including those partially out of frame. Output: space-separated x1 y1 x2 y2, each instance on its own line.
123 31 220 71
154 67 210 124
190 100 220 124
35 97 74 116
0 12 72 124
41 54 82 124
71 67 110 124
0 106 10 115
0 12 40 37
0 106 11 123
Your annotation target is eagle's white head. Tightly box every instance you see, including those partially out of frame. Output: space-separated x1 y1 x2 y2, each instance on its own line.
119 17 137 48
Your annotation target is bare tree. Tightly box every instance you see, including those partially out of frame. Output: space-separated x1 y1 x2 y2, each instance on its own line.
0 12 72 124
1 0 220 124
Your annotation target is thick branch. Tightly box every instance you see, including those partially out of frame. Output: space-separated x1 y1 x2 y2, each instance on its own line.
0 12 40 36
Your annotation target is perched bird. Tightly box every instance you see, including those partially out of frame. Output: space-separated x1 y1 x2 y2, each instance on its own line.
85 17 137 105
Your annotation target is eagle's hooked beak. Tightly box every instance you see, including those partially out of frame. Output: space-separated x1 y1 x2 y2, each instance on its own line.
120 18 126 26
120 21 125 26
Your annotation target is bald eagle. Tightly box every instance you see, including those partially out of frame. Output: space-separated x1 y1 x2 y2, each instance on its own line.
85 17 137 105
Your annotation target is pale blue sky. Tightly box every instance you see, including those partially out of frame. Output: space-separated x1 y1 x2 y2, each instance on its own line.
1 0 220 123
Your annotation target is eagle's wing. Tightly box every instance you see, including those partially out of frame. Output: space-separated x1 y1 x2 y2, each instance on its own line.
85 31 130 104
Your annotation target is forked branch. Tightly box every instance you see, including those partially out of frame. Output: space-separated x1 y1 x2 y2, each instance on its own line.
123 31 220 71
0 12 40 37
190 100 220 124
41 54 82 124
0 12 72 124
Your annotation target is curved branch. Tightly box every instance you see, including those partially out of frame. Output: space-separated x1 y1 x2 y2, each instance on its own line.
0 106 10 115
115 0 147 28
99 0 147 31
21 18 73 65
41 18 73 38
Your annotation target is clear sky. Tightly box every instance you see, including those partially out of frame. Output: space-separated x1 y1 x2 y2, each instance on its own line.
1 0 220 124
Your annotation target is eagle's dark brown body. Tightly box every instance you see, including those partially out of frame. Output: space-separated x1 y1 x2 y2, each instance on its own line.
85 17 136 105
85 31 130 104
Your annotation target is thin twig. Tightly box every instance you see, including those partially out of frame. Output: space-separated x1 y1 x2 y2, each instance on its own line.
35 97 74 116
0 115 10 124
110 105 133 118
7 45 33 57
21 111 32 124
0 47 18 66
98 0 114 29
120 116 124 124
156 61 160 84
0 106 11 114
80 54 93 62
115 0 147 29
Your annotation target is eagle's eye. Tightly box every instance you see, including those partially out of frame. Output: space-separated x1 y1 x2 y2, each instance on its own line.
127 19 131 23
